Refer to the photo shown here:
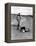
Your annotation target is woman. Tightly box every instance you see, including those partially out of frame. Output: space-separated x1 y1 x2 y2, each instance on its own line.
16 13 21 30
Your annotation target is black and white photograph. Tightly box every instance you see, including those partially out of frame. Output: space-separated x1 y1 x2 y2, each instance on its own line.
11 6 33 40
5 3 35 43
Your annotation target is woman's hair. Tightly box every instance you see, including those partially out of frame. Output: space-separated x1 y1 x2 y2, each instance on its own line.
17 13 20 16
